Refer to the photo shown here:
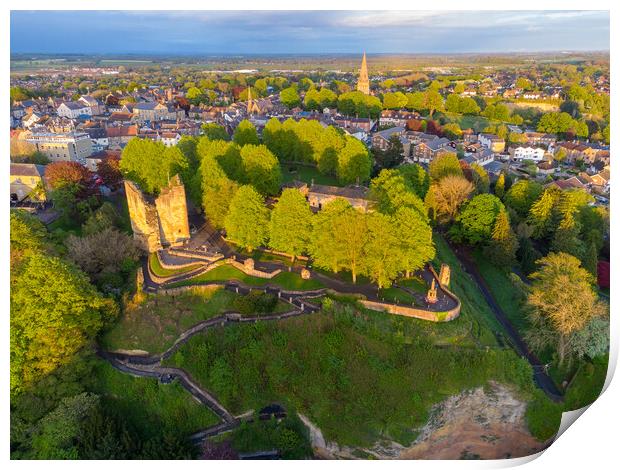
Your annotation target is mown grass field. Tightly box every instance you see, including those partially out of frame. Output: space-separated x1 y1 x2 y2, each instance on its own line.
148 252 201 277
167 302 535 447
167 264 324 291
91 359 219 440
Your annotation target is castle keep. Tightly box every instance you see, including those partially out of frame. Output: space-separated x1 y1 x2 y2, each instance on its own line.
124 175 190 252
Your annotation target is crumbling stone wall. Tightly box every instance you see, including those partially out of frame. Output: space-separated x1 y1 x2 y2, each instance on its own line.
156 175 190 247
124 175 190 252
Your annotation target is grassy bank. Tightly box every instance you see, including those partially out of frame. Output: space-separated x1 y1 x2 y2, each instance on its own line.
91 359 219 440
101 286 294 353
167 302 535 448
432 234 505 346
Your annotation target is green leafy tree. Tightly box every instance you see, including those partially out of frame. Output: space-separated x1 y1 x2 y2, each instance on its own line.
11 251 117 396
470 163 490 194
452 194 504 245
504 179 543 219
280 87 301 109
393 206 435 277
308 199 349 274
525 253 606 366
362 212 402 288
233 119 260 146
398 163 430 199
30 393 100 459
382 92 408 110
239 144 282 196
428 152 462 182
527 187 561 239
269 189 313 261
424 90 444 117
120 138 188 195
484 209 518 267
337 136 371 185
494 173 506 199
201 123 230 141
224 185 270 252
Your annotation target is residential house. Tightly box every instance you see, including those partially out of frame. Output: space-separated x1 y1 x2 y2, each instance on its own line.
413 137 452 164
512 146 546 162
57 101 92 119
132 102 169 123
106 125 138 149
161 132 181 147
26 132 93 163
524 132 556 147
10 163 47 202
78 95 105 115
85 127 109 152
478 133 506 153
371 126 405 151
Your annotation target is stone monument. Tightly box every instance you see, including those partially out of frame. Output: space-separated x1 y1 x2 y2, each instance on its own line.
426 279 438 304
439 264 451 287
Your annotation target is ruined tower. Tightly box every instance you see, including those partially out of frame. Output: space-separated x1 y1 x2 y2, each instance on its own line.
356 52 370 95
124 175 190 252
439 264 451 287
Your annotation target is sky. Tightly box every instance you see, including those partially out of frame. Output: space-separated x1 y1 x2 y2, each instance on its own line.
10 10 610 55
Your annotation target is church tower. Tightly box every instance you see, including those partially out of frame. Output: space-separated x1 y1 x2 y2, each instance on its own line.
246 86 260 114
356 52 370 95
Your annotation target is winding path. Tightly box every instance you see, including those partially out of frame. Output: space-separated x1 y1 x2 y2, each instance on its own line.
447 241 563 402
99 289 325 443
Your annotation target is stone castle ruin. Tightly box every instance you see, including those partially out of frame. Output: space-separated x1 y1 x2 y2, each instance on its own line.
124 175 190 252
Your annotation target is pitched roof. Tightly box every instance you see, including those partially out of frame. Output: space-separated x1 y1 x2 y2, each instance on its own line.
10 163 46 177
59 101 89 110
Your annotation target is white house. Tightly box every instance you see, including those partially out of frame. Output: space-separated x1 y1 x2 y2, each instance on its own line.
57 101 92 119
513 146 546 162
161 132 181 147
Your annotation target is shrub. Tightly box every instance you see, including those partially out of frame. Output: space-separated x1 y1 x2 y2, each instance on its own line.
233 290 278 315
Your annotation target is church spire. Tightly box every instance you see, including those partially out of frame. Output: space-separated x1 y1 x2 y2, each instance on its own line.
357 52 370 95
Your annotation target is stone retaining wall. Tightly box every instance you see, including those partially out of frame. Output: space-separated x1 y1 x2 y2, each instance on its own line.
167 248 224 263
360 265 460 322
227 258 281 279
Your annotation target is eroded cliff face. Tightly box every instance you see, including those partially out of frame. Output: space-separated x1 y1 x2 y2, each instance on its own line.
124 175 190 252
301 382 546 460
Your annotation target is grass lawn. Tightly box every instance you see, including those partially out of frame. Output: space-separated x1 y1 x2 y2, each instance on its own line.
167 264 324 291
397 275 428 294
167 303 535 448
472 250 530 334
91 359 219 440
378 286 417 305
281 163 339 187
148 252 201 277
